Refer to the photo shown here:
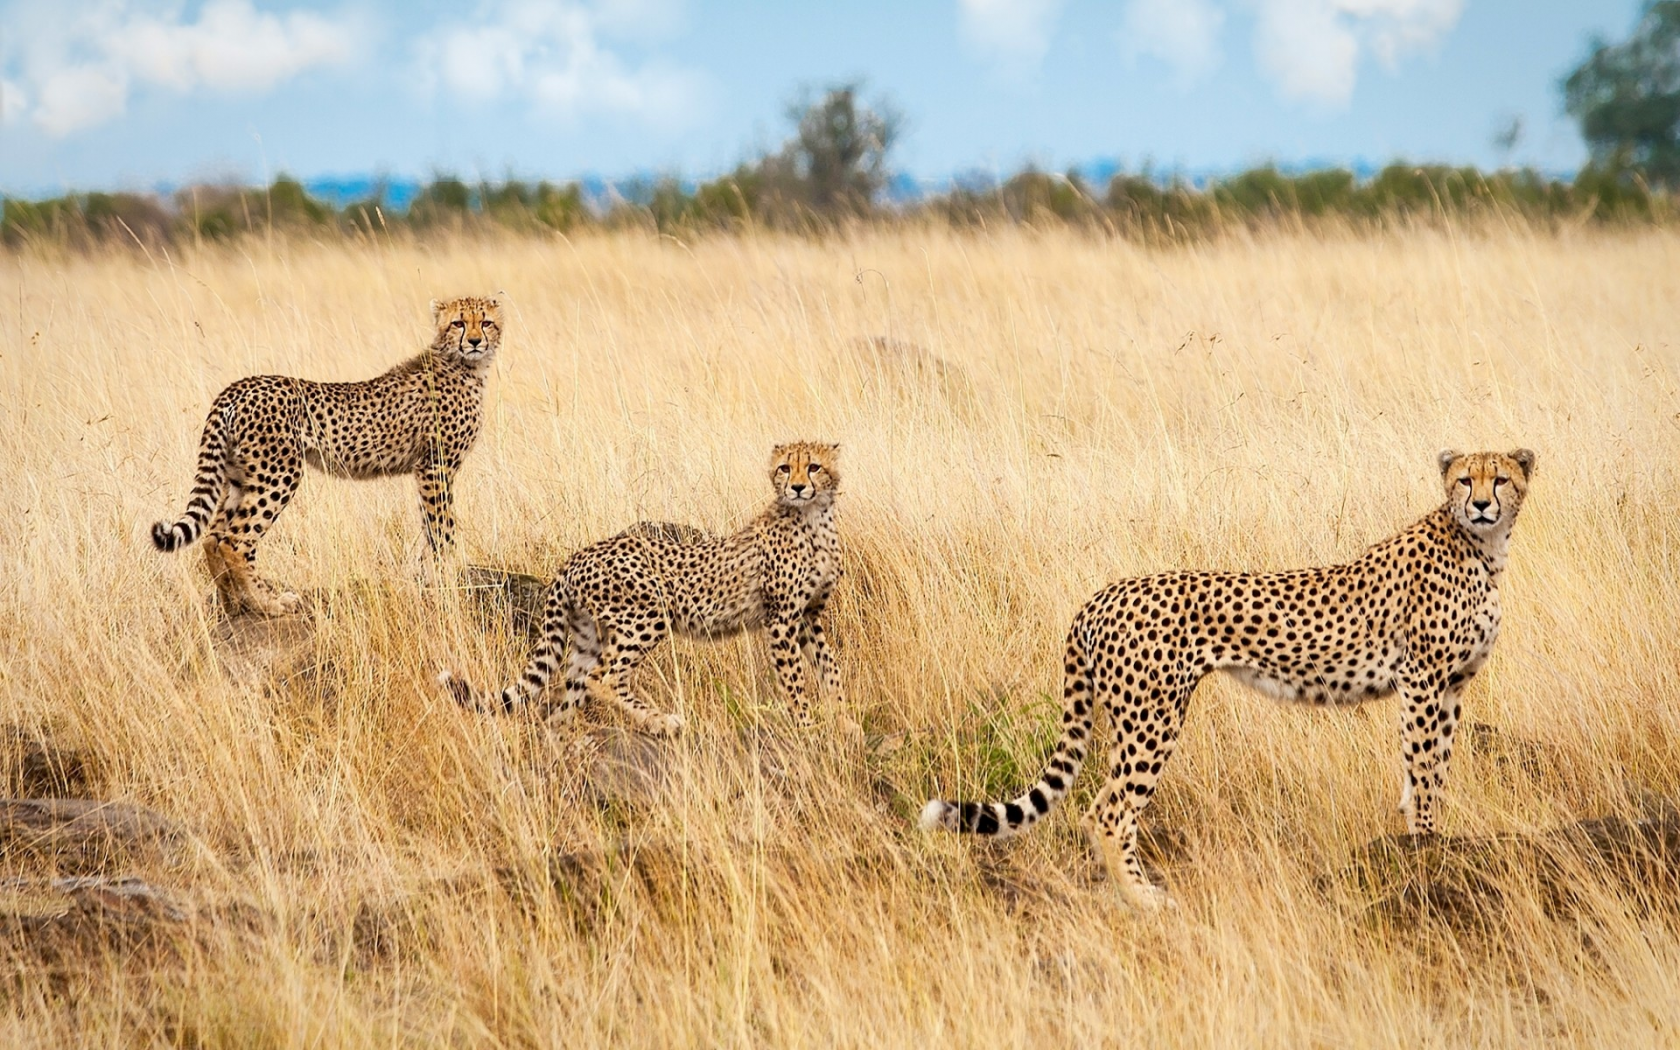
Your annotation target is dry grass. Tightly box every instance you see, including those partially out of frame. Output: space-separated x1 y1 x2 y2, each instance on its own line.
2 224 1679 1047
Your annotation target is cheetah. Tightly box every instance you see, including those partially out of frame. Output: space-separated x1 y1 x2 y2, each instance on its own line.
922 449 1536 910
442 442 843 738
151 296 501 616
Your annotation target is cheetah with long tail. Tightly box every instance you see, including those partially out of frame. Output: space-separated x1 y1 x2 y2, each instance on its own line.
442 442 843 737
150 296 500 615
922 449 1536 910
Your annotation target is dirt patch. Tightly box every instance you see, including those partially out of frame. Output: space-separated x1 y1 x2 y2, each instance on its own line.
1346 802 1680 932
0 798 185 874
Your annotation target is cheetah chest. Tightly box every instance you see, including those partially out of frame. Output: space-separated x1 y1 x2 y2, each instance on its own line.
1456 583 1502 679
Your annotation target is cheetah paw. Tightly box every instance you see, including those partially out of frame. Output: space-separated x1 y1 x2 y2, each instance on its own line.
244 589 303 617
542 704 580 729
834 714 866 747
638 712 684 739
1125 883 1178 912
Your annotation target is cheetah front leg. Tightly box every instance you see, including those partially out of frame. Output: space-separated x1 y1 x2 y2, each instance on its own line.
1396 665 1456 836
796 602 844 707
766 607 814 725
797 606 861 743
415 458 461 556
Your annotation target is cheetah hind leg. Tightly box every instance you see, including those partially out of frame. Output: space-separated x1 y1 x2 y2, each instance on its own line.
1085 793 1176 911
1083 682 1190 911
234 543 301 616
545 608 602 729
595 619 682 739
205 534 301 617
210 463 303 617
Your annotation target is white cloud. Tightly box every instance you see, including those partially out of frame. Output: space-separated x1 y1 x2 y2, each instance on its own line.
958 0 1065 81
1251 0 1464 107
1 1 359 137
34 65 129 137
1 77 31 127
1111 0 1463 105
411 0 702 126
1117 0 1225 86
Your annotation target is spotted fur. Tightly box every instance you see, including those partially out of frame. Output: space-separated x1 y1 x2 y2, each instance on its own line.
151 296 501 615
442 442 844 737
922 449 1537 910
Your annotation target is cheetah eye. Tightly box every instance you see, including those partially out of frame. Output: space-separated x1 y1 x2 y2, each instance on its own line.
776 465 790 474
808 464 823 474
482 319 497 328
1493 476 1509 487
451 319 465 328
1457 477 1472 487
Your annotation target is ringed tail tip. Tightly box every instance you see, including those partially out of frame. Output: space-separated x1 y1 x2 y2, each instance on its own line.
438 670 476 709
152 520 192 554
919 800 951 832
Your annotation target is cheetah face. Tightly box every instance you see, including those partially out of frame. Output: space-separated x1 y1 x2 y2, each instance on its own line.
1438 448 1536 533
430 296 502 363
770 442 840 508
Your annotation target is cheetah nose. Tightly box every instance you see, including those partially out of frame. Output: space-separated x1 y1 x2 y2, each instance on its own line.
467 335 483 347
1471 498 1492 511
790 483 808 495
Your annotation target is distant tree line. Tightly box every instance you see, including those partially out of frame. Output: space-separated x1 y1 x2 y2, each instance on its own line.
4 158 1663 251
7 0 1680 252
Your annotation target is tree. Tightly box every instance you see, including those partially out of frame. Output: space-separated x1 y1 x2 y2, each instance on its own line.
785 83 901 215
1564 2 1680 187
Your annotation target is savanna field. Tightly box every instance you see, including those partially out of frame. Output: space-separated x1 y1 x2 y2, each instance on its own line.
2 224 1679 1047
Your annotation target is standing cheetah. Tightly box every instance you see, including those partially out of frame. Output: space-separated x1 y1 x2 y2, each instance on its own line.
922 449 1536 909
151 296 501 616
442 442 843 737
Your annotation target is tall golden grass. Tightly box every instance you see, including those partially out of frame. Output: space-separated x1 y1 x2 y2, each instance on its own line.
2 224 1678 1047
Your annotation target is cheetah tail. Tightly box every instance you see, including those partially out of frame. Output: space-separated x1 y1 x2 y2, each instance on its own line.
436 670 503 713
448 576 579 717
152 402 231 553
920 627 1095 838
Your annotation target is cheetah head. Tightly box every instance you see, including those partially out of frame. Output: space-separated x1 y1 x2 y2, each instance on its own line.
1438 448 1536 533
430 295 502 363
770 442 840 508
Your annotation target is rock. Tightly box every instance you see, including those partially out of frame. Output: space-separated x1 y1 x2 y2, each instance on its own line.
556 726 673 806
210 610 316 685
459 565 550 641
1462 721 1554 778
1347 801 1680 931
1 727 96 797
0 875 187 966
0 798 185 873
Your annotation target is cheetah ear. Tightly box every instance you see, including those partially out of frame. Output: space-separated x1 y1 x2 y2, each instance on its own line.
1436 449 1460 477
1509 448 1536 478
430 299 444 321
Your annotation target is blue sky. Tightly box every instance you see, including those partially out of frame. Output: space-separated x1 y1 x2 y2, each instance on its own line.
0 0 1647 197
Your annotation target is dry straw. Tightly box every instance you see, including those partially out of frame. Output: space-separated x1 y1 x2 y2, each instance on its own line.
1 224 1677 1046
